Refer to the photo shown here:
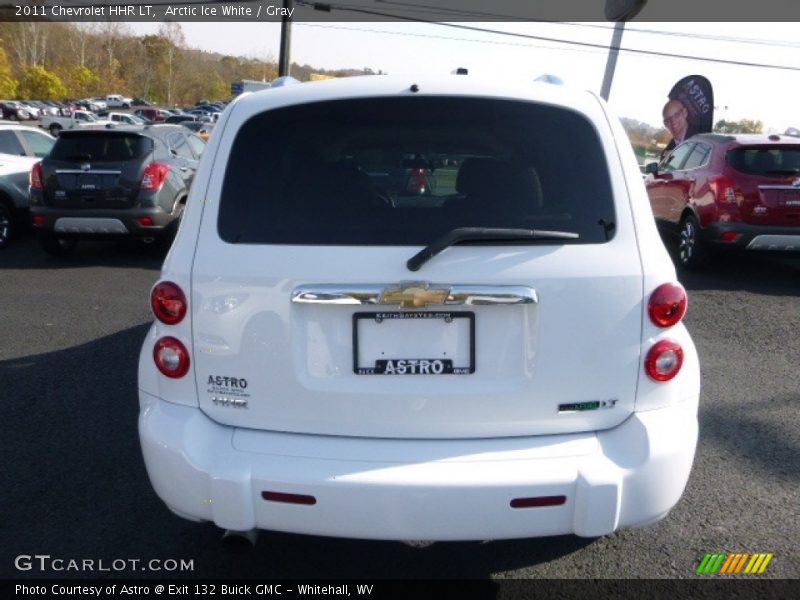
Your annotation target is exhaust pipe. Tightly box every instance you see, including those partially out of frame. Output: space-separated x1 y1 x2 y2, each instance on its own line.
142 237 156 244
221 528 259 550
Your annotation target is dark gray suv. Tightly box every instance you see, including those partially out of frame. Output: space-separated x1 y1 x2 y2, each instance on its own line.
29 125 205 255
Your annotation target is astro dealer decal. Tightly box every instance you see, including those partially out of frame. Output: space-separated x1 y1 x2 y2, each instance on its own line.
207 375 250 408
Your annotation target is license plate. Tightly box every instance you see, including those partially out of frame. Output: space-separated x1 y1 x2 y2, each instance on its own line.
79 175 98 190
780 190 800 206
353 311 475 375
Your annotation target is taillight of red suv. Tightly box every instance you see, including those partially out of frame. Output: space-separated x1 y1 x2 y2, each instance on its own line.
708 175 739 205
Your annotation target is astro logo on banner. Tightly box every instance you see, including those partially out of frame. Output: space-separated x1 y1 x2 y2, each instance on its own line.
696 552 774 575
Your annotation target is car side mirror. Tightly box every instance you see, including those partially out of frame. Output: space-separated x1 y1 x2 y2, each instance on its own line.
645 162 659 175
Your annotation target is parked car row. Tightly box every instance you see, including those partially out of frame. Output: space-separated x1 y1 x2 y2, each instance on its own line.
0 101 42 121
0 123 56 247
0 97 226 249
0 121 207 252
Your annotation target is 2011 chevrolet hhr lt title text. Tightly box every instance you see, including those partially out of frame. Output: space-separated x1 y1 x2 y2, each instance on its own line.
138 75 700 542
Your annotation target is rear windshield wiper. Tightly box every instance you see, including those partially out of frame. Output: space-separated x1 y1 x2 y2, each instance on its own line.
407 227 580 271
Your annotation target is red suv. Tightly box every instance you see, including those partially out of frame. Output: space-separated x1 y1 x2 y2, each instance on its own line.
645 133 800 268
133 108 168 123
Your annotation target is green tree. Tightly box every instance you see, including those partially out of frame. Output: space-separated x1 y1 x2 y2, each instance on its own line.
17 65 66 99
714 119 764 134
67 65 100 98
0 45 18 98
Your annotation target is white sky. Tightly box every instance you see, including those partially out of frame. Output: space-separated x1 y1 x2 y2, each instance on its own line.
128 21 800 132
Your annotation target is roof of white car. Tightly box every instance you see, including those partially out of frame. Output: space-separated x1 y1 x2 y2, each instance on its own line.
692 132 800 145
230 74 604 117
0 152 39 174
0 121 42 130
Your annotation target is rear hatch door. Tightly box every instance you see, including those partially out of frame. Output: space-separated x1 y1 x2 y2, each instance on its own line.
191 92 643 439
727 145 800 225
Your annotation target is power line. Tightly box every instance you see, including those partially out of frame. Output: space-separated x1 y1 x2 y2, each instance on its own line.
434 22 800 72
296 22 613 57
560 22 800 48
295 2 800 72
355 1 800 48
372 1 800 47
4 0 799 70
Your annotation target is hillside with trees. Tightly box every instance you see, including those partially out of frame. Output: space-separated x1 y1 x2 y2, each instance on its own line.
0 21 374 104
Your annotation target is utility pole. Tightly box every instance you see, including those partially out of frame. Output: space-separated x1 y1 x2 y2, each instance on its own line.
600 22 625 101
278 0 294 77
600 0 647 101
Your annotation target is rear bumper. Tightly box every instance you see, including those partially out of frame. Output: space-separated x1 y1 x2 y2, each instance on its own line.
703 222 800 251
30 205 176 238
138 393 698 541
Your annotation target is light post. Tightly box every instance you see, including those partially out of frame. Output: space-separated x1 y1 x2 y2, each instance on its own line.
600 0 648 101
278 0 294 77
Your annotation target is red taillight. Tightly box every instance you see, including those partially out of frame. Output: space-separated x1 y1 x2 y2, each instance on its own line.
32 214 45 226
141 161 170 191
153 336 190 378
709 176 738 204
406 168 428 194
137 216 155 227
30 161 43 190
648 283 687 328
719 231 741 242
645 340 684 382
151 281 187 325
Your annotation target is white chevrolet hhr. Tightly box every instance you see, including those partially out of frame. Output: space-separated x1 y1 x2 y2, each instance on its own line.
138 75 700 542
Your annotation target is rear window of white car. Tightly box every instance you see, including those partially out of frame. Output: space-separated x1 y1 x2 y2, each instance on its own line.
218 97 616 245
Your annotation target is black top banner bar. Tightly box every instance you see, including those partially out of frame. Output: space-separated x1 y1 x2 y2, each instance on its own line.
1 0 800 23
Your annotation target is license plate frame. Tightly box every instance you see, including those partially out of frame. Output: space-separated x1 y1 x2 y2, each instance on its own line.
352 311 475 375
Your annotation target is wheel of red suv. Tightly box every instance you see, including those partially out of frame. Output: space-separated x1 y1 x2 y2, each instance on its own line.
678 215 708 269
37 231 77 256
0 203 12 248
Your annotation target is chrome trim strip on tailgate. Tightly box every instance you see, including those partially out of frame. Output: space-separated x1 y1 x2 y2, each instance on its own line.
291 284 538 306
55 169 122 175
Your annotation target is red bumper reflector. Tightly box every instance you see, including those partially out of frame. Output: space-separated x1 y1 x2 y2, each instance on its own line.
262 491 317 505
32 214 45 226
719 231 740 242
510 495 567 508
137 216 155 227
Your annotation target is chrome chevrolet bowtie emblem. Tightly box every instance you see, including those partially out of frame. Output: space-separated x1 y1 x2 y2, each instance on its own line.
380 283 451 308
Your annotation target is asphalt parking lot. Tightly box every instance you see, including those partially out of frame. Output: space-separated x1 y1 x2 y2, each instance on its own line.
1 234 798 583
